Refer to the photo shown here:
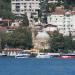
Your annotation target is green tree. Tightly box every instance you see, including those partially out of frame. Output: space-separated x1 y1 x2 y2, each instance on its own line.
4 27 32 49
0 30 6 52
50 31 64 52
0 0 15 19
21 13 29 27
48 3 57 13
39 0 49 23
63 33 73 51
57 0 63 6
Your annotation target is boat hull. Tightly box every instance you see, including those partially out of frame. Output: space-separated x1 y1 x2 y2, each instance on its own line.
15 54 30 58
58 55 75 59
36 53 51 58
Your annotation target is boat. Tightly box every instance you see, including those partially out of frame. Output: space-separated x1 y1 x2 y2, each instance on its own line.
15 52 30 58
36 53 51 58
1 53 7 56
58 53 75 59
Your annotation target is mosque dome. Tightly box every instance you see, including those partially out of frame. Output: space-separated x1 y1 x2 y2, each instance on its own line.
36 31 50 41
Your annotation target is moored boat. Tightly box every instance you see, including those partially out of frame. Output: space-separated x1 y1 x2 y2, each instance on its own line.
36 53 51 58
15 52 30 58
58 53 75 59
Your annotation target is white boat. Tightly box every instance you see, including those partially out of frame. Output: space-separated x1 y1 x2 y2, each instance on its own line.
15 53 30 58
36 53 51 58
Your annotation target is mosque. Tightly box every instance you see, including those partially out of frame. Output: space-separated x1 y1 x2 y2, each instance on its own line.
31 20 57 52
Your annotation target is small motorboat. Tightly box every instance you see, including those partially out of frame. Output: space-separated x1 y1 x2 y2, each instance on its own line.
58 53 75 59
15 53 30 58
36 53 51 58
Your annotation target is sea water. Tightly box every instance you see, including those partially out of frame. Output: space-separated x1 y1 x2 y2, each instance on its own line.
0 57 75 75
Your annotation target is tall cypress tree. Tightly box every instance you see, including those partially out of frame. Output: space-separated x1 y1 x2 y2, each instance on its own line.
21 13 29 27
39 0 49 23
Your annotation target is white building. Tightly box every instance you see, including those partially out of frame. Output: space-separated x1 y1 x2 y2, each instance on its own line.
11 0 58 24
11 0 40 22
47 10 75 36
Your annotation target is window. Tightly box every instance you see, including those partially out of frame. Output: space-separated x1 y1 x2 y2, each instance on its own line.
29 5 31 8
71 25 72 27
29 9 31 11
16 9 20 12
64 28 65 30
16 6 20 8
12 10 15 11
16 3 20 5
24 6 26 8
24 3 26 5
21 10 24 12
24 9 26 11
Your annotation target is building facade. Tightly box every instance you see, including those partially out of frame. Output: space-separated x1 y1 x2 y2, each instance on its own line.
11 0 58 23
47 11 75 36
11 0 40 22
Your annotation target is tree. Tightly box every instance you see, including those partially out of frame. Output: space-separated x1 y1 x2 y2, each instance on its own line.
57 0 63 6
62 0 75 10
4 27 32 49
50 31 64 52
48 3 57 13
21 13 29 27
39 0 49 23
50 31 74 53
0 30 6 52
63 32 73 51
0 0 16 19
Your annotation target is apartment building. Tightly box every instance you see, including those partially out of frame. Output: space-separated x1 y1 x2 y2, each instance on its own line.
47 7 75 36
11 0 40 19
11 0 57 23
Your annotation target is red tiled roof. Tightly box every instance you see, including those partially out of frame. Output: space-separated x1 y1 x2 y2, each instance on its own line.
53 6 65 15
4 48 22 51
0 26 7 31
71 11 75 15
51 6 75 15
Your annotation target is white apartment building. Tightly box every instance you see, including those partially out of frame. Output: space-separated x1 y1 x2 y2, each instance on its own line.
47 11 75 36
11 0 40 20
11 0 58 23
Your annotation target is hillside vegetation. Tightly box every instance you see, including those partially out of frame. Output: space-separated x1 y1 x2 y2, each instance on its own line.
0 0 14 19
